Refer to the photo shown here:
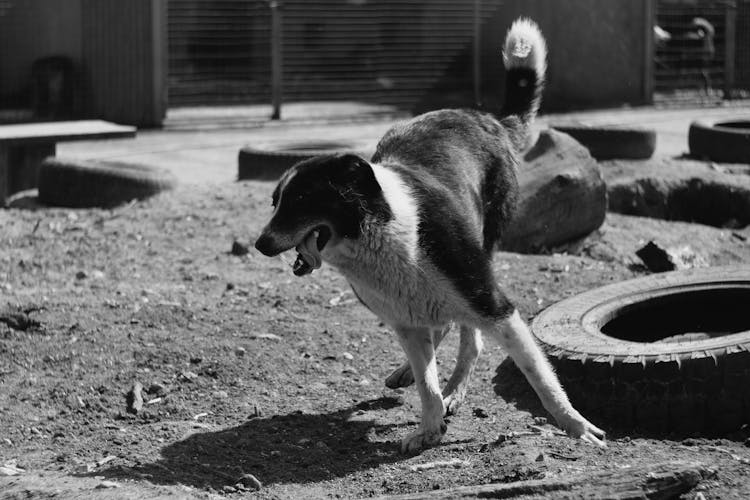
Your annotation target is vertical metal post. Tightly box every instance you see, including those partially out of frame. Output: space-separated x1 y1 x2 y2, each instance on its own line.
724 1 737 100
270 0 283 120
473 0 481 108
642 0 655 105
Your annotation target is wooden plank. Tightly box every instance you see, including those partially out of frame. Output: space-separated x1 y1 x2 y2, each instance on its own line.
0 120 136 146
374 461 711 500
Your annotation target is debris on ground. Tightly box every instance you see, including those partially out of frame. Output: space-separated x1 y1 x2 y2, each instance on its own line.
230 240 250 256
408 459 469 472
635 241 708 272
125 382 144 415
237 473 263 490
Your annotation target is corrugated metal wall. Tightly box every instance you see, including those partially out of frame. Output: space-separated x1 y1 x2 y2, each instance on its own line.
167 0 496 108
81 0 167 126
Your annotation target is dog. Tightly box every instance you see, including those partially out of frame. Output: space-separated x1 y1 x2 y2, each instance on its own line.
255 18 605 454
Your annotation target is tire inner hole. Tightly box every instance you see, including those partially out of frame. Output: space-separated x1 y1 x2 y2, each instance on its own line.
600 287 750 342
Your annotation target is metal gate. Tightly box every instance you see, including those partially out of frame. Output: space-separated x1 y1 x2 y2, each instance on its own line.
654 0 750 103
167 0 494 109
168 0 271 106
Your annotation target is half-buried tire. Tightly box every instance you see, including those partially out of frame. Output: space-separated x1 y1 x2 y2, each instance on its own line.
532 266 750 435
551 124 656 160
689 119 750 164
38 157 177 208
238 141 362 181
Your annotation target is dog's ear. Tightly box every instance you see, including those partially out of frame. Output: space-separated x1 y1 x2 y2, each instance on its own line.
339 154 381 197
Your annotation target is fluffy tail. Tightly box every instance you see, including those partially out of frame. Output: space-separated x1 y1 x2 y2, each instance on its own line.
500 18 547 142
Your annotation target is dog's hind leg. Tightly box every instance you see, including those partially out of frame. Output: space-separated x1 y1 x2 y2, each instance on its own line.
442 325 483 415
483 309 606 446
385 325 450 389
395 325 447 454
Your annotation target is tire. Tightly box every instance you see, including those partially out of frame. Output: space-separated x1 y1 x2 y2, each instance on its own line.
689 119 750 164
238 141 361 181
531 266 750 435
38 157 177 208
551 125 656 160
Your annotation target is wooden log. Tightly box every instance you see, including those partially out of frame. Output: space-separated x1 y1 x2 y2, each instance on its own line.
375 461 712 500
501 129 607 253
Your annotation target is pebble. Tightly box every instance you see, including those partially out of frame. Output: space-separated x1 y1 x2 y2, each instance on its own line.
95 480 120 489
231 240 250 256
213 390 229 399
147 383 167 397
125 382 144 415
473 408 489 419
180 371 199 381
235 346 246 357
237 473 262 490
342 352 354 360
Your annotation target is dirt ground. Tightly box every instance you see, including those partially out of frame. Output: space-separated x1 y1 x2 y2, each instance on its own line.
1 172 750 498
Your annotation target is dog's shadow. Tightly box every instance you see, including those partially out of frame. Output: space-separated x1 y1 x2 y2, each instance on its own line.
96 396 406 490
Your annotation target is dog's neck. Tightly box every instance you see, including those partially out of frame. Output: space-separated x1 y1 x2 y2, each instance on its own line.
322 162 422 295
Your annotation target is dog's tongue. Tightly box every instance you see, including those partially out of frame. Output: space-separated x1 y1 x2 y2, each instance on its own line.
293 230 321 276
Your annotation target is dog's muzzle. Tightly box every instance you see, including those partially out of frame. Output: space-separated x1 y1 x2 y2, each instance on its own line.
254 232 284 257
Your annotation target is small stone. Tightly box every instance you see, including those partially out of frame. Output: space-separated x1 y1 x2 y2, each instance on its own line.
535 452 545 462
222 485 237 493
473 408 489 419
189 356 202 364
95 480 120 489
180 371 198 381
235 347 246 357
213 390 229 399
237 473 262 490
342 352 354 361
125 382 144 415
533 416 548 426
75 271 87 280
147 383 167 397
231 240 250 256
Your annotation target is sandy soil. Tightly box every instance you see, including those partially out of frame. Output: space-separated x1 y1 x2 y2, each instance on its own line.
1 179 749 499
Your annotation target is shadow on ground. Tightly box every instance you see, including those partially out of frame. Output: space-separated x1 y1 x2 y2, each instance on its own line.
96 397 405 490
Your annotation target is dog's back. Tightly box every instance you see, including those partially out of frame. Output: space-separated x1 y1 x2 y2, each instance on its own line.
371 18 546 253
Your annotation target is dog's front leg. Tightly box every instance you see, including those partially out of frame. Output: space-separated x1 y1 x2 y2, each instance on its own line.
487 310 606 447
395 325 447 454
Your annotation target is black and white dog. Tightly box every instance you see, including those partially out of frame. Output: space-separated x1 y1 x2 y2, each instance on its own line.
255 18 605 453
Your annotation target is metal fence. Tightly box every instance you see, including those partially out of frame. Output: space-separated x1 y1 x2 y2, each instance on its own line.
655 0 750 103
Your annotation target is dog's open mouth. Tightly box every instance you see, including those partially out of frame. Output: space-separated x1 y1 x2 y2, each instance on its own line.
292 226 331 276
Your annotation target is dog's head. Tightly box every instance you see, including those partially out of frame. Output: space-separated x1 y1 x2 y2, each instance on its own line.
255 153 388 276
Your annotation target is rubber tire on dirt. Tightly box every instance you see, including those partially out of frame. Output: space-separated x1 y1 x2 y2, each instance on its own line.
551 125 656 160
38 157 177 208
531 266 750 435
238 141 360 181
688 119 750 164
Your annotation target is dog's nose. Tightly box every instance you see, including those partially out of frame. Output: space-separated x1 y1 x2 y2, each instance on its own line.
254 233 278 256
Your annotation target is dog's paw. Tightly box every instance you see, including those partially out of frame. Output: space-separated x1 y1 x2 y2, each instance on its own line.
400 422 447 455
556 411 606 447
385 362 414 389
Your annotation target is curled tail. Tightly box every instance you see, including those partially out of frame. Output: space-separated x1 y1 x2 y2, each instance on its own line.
500 18 547 149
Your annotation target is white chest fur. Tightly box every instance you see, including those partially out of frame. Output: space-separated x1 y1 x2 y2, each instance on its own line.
321 163 468 328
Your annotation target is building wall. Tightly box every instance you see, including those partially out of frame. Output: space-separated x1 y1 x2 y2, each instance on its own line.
0 0 83 102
